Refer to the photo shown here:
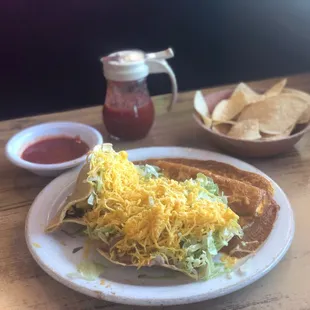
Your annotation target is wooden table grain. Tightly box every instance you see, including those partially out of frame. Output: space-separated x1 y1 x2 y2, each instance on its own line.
1 73 310 310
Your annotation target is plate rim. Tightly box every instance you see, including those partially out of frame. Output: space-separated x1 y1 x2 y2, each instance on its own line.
25 146 295 306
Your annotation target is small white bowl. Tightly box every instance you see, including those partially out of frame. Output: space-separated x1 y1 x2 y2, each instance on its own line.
5 121 103 177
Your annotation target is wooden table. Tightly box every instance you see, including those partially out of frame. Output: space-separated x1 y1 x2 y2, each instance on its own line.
1 73 310 310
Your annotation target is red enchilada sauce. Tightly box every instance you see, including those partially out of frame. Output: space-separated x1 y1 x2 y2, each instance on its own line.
21 136 89 164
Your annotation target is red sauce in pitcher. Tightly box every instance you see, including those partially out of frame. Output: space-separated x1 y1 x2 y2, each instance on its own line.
101 50 177 140
103 99 155 140
102 79 155 140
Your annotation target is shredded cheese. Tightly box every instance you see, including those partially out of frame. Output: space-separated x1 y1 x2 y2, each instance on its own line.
221 254 238 268
84 144 240 267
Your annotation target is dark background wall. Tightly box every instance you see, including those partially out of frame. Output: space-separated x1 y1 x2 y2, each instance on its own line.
1 1 310 120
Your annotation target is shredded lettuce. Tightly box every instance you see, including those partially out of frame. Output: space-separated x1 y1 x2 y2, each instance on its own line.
87 174 104 193
150 223 242 281
180 227 242 280
195 173 228 204
148 196 155 206
87 144 113 162
172 173 243 280
85 226 118 244
135 164 162 179
206 231 218 256
86 172 103 207
87 193 95 206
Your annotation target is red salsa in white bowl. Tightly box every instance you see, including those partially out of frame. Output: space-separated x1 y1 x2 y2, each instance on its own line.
5 122 103 176
21 136 90 164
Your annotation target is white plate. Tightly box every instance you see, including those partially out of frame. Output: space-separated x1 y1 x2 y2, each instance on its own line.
25 147 294 306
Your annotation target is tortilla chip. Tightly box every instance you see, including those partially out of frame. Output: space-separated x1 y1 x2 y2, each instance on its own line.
209 80 310 139
238 94 308 135
194 91 209 117
264 78 287 97
212 98 245 122
232 82 262 104
283 88 310 124
298 107 310 124
227 119 261 140
211 82 263 122
46 164 91 232
260 124 294 140
212 123 232 135
201 114 212 128
212 120 237 125
194 91 212 127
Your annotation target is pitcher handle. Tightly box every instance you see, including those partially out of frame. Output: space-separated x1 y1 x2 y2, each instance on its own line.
146 59 178 111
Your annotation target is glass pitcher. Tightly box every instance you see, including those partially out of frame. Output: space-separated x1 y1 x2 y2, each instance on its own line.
100 48 178 140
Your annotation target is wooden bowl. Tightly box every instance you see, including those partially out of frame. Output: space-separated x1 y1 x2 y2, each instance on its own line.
193 88 310 158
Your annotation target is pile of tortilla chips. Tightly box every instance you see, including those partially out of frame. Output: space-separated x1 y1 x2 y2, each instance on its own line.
194 79 310 141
